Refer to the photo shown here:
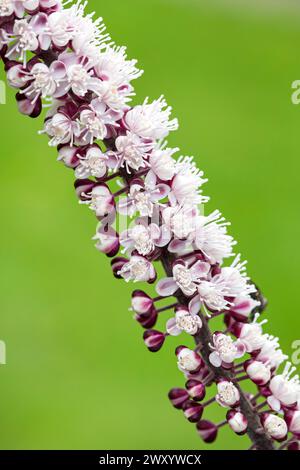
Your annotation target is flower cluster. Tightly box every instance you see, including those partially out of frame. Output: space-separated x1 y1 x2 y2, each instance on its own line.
1 0 299 450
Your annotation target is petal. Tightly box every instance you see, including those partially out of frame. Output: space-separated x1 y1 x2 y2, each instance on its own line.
166 318 182 336
209 352 222 368
267 396 281 412
189 296 201 316
191 261 211 279
156 277 178 297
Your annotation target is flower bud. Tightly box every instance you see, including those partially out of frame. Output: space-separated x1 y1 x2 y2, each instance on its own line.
182 400 204 423
216 380 240 408
261 413 288 442
176 347 202 373
89 184 115 218
6 62 26 88
196 420 218 443
168 388 189 410
245 360 271 386
94 226 120 257
131 290 153 315
143 330 165 352
135 308 158 329
226 410 248 435
185 380 206 401
285 410 300 436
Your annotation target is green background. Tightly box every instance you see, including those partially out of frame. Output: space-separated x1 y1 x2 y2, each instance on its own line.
1 0 300 450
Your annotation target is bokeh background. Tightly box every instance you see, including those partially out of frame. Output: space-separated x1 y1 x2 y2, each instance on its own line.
1 0 300 450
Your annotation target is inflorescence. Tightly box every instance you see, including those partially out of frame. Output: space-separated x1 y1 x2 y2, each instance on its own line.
1 0 299 450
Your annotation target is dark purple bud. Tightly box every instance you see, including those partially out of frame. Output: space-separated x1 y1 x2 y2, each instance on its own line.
135 308 158 329
185 380 206 401
168 388 189 410
196 420 218 443
143 330 165 352
182 400 204 423
111 257 128 279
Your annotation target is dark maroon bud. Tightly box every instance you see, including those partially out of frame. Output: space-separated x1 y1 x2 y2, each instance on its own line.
185 380 206 401
111 257 128 279
135 308 158 329
259 385 272 398
168 388 189 410
196 420 218 443
183 400 204 423
143 330 165 352
16 92 42 118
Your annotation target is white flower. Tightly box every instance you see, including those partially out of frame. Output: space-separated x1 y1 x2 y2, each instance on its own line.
77 98 121 145
125 95 178 140
216 380 240 408
156 260 210 298
263 414 288 441
267 362 300 411
44 2 109 56
80 184 114 218
95 45 143 85
117 172 169 218
120 220 170 256
75 147 110 179
0 0 39 18
194 210 236 264
246 360 271 386
43 112 80 147
5 16 44 65
166 306 202 336
170 156 208 205
237 314 268 353
198 255 256 311
19 62 62 104
209 333 246 367
118 255 156 283
176 347 202 373
163 205 198 241
256 335 288 371
114 132 152 172
148 144 177 181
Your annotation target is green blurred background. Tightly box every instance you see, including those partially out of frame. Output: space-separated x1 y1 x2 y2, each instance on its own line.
1 0 300 450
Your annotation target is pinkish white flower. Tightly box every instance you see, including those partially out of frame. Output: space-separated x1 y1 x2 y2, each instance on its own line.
43 112 80 147
227 410 248 435
170 156 208 206
125 96 178 140
148 144 177 181
176 346 202 373
114 131 152 173
120 220 170 257
80 184 114 218
255 335 288 371
156 260 210 298
215 380 240 408
75 146 113 179
261 414 288 442
197 255 256 312
209 333 246 367
234 314 268 353
245 360 271 386
166 306 202 336
118 255 156 283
